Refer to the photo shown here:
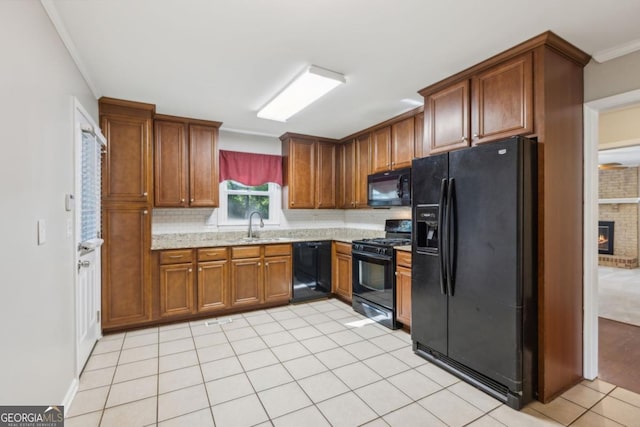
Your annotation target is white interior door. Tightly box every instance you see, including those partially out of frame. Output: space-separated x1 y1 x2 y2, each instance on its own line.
74 99 105 374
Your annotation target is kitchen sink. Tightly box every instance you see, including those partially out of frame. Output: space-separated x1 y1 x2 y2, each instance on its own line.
229 237 290 243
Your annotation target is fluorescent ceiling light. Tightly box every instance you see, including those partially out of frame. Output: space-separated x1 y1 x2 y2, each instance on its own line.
257 65 346 122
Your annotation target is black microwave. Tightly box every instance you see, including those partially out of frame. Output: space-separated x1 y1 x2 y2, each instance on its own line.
367 168 411 207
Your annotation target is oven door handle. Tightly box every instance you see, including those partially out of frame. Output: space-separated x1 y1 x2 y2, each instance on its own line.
351 250 392 262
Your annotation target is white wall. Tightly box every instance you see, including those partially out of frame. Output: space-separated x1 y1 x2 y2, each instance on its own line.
0 2 97 405
585 50 640 102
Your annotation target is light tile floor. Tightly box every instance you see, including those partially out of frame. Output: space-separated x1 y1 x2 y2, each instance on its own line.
67 299 640 426
599 266 640 327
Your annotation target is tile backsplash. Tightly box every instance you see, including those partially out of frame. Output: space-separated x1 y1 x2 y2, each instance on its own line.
152 207 411 235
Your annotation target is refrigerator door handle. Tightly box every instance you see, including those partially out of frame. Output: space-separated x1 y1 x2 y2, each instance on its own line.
446 178 456 296
438 178 448 295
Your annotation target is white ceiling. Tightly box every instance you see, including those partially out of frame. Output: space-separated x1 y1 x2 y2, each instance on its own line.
46 0 640 139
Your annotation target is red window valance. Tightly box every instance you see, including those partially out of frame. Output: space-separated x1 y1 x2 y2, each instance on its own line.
219 150 283 186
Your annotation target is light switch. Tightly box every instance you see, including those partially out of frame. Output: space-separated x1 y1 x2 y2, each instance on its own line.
37 219 46 245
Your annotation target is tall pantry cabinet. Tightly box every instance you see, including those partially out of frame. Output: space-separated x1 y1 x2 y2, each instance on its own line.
100 98 155 330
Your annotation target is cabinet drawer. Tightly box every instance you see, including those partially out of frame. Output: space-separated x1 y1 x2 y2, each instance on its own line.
396 251 412 268
198 247 228 261
264 244 291 257
231 246 261 259
334 241 352 255
160 249 193 265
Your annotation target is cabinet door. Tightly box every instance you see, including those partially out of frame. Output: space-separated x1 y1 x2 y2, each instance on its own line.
288 139 315 208
391 118 415 169
101 114 152 203
189 124 219 207
316 142 336 208
425 80 470 155
102 206 151 327
355 134 370 208
159 263 194 317
334 253 352 301
154 120 188 207
198 260 229 312
341 141 356 208
264 255 292 303
414 112 425 159
472 52 533 145
371 126 391 174
230 258 262 307
396 265 412 326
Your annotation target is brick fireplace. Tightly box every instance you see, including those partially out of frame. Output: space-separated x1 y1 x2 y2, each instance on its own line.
598 167 639 269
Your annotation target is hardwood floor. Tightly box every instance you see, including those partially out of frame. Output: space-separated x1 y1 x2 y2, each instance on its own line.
599 317 640 394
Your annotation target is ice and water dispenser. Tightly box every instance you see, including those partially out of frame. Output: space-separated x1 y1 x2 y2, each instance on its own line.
415 205 439 254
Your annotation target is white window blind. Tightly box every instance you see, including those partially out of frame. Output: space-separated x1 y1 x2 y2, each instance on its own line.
80 130 102 243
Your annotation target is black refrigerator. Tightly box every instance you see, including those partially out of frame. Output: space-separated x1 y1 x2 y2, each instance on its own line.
411 136 537 409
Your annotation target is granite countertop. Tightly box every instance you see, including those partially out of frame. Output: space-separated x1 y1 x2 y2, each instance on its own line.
152 228 385 250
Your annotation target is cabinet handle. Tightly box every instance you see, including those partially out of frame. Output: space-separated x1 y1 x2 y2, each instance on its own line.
461 137 467 142
143 192 148 196
265 262 269 267
258 262 261 267
199 267 202 272
181 199 185 203
188 268 192 272
143 210 148 215
473 133 479 138
169 255 183 259
190 198 194 203
391 162 395 166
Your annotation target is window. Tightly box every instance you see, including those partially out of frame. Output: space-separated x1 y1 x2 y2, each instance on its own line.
218 180 280 225
80 130 102 243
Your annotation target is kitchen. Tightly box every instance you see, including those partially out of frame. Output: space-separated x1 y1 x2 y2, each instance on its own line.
3 1 640 426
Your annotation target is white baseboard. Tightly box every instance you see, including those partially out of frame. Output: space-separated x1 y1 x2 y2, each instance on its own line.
62 377 79 416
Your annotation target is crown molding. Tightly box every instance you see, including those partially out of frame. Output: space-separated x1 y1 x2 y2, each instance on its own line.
40 0 101 99
592 38 640 63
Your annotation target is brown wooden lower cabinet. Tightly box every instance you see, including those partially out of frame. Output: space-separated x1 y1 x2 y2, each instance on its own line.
230 257 263 307
197 260 229 312
332 242 352 301
264 255 292 303
116 242 291 330
102 205 152 328
158 249 195 318
159 263 194 317
395 250 412 327
230 244 292 306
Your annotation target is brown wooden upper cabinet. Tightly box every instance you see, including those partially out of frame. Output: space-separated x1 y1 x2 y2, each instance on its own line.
414 112 425 159
338 134 370 209
281 133 337 209
154 115 222 208
471 52 533 145
421 52 533 155
100 98 154 204
370 118 416 173
423 80 471 155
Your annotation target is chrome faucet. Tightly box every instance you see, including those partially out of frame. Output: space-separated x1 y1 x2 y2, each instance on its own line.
247 211 264 239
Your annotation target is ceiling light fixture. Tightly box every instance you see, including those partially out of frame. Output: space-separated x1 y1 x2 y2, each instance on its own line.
257 65 346 122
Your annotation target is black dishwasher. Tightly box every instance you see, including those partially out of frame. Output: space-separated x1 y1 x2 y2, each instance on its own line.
292 241 332 303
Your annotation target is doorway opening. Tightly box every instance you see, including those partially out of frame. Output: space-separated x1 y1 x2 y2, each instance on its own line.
585 95 640 395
